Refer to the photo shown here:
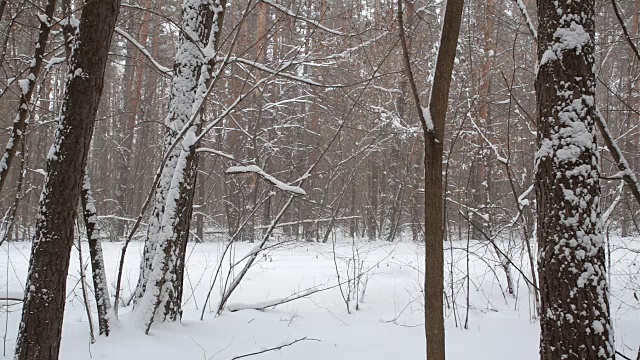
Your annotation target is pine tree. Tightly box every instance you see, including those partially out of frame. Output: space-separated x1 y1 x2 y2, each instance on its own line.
13 1 121 358
535 0 615 358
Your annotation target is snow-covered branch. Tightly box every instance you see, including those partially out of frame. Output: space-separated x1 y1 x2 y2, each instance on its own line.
226 165 306 195
195 147 234 160
114 27 173 76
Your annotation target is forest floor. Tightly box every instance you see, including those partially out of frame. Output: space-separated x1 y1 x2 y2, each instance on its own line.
0 237 638 359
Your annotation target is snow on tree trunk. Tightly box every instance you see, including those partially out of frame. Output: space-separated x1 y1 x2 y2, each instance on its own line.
134 0 225 332
535 0 614 359
13 1 121 358
80 174 111 336
0 0 57 196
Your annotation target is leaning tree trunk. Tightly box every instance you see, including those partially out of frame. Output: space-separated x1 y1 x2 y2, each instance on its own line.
132 0 212 305
0 0 57 196
135 0 226 333
13 1 121 359
80 174 111 336
535 1 614 359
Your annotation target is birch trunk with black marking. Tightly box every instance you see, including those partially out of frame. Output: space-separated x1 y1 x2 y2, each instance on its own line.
134 0 226 332
80 174 111 336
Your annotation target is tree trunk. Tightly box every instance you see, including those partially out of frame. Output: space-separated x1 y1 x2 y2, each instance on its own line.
0 0 57 196
115 2 152 236
80 174 111 336
14 0 121 358
419 0 464 358
0 0 6 23
135 0 226 332
535 1 614 359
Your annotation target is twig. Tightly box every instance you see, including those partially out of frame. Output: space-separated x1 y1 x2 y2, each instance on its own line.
397 0 429 134
616 350 632 360
611 0 640 64
230 337 320 360
0 298 22 302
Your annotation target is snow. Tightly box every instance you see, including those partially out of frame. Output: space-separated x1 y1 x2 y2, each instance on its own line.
226 165 307 195
0 237 637 360
37 14 51 27
422 106 434 132
45 57 66 71
17 79 30 95
515 0 537 39
539 21 591 69
195 147 234 160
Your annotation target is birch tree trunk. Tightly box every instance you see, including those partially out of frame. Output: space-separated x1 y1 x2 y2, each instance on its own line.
535 0 614 358
14 0 121 358
80 174 111 336
134 0 226 332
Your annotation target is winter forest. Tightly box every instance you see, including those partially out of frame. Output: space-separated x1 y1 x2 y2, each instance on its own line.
0 0 639 359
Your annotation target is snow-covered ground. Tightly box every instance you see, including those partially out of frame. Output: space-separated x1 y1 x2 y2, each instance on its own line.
0 238 638 359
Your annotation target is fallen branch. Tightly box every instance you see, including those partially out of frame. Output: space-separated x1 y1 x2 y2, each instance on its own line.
230 337 320 360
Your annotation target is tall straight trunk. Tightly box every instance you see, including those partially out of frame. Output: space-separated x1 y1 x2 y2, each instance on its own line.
367 157 378 240
535 1 614 359
471 0 495 239
115 1 153 236
621 0 640 237
478 0 514 294
0 0 57 196
405 0 464 358
248 0 269 241
0 1 6 29
135 0 226 332
14 1 121 359
115 24 138 235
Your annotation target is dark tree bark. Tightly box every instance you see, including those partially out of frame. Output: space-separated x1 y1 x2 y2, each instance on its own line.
0 1 6 23
14 1 121 359
535 0 614 359
399 0 464 358
422 0 464 356
0 0 57 195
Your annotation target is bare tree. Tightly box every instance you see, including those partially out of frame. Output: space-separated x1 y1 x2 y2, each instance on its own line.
399 0 464 358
